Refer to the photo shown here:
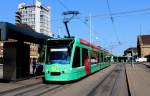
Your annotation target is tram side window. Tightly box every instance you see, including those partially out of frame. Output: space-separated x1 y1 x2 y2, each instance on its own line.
82 48 88 66
91 51 99 64
72 47 80 68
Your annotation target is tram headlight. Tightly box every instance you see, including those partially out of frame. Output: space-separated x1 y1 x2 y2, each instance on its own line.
64 68 71 72
62 68 71 74
61 69 66 74
64 68 68 72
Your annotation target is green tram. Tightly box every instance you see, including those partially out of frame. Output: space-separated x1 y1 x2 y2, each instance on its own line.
44 38 110 81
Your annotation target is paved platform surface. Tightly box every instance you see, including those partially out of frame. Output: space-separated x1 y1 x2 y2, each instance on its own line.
126 64 150 96
0 64 36 79
0 76 42 94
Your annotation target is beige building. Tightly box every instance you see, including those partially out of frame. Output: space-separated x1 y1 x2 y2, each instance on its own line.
24 42 39 62
124 47 138 62
0 39 39 64
137 35 150 58
124 47 137 57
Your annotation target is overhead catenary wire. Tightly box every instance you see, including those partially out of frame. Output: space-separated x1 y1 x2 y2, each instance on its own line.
54 1 150 36
106 0 121 46
51 9 150 43
51 7 150 22
54 0 149 46
56 0 70 11
56 0 91 29
53 0 150 23
54 0 119 45
55 0 92 42
56 0 90 30
106 0 114 23
55 0 70 37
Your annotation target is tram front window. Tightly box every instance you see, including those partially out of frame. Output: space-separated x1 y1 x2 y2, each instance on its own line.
47 48 70 64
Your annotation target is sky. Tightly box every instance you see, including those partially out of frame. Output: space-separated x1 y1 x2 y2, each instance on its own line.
0 0 150 56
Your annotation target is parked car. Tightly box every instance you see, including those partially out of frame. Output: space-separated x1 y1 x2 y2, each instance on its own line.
135 58 147 62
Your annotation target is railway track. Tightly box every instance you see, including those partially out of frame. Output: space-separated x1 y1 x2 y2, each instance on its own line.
0 82 70 96
87 64 129 96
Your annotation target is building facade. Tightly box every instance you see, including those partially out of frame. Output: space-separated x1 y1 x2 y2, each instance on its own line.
137 35 150 58
124 47 137 57
124 47 138 62
16 0 52 36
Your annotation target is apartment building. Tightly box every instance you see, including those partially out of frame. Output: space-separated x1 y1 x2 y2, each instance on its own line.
16 0 52 36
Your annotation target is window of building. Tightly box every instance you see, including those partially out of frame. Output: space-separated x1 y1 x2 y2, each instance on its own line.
72 47 80 68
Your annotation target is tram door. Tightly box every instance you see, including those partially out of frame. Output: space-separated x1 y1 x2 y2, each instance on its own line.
82 49 90 75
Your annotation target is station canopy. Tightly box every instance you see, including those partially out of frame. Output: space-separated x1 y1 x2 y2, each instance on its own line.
0 22 51 43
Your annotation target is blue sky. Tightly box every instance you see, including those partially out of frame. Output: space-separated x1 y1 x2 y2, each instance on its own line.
0 0 150 56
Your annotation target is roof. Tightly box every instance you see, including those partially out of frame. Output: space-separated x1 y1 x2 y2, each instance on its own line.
18 5 49 11
140 35 150 45
124 47 137 53
0 22 51 44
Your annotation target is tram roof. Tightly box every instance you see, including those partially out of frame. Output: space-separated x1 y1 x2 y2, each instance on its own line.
47 37 102 51
47 37 74 41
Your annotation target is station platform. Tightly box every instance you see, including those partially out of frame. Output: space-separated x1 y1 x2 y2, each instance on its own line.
0 76 42 94
126 63 150 96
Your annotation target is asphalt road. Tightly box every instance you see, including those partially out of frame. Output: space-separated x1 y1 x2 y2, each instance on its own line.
0 64 129 96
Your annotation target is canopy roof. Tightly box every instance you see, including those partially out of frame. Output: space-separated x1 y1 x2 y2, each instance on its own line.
0 22 51 43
